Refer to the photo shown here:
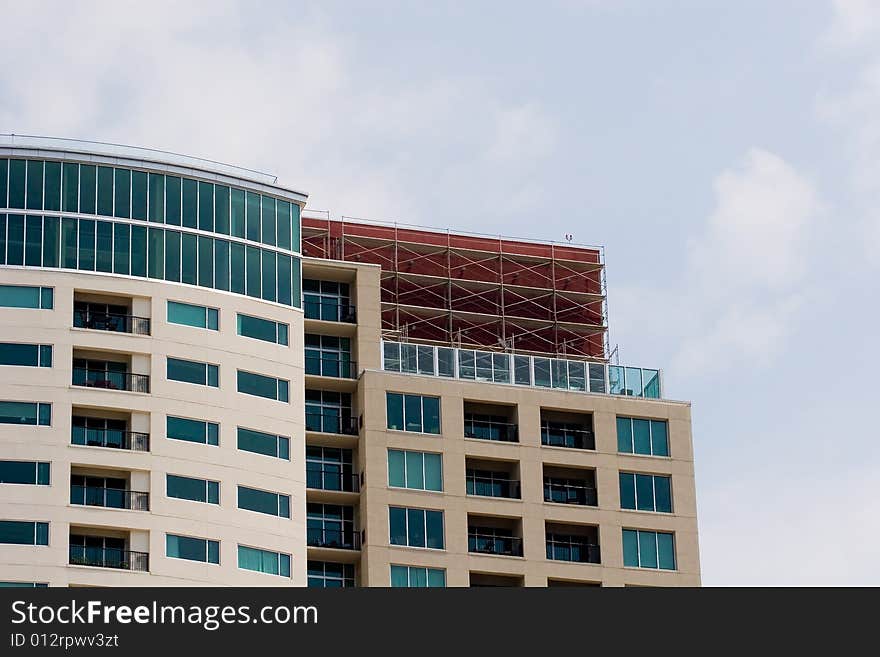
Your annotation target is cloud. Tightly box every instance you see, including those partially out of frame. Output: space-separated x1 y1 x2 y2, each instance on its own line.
823 0 880 50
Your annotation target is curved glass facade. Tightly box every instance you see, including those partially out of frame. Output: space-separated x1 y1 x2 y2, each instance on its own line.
0 158 301 307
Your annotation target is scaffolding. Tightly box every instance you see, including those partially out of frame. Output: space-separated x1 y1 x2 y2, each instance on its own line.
302 214 609 361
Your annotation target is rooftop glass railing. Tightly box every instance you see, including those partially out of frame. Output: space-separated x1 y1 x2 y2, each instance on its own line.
381 342 661 399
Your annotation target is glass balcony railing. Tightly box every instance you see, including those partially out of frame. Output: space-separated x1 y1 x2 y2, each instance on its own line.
382 341 662 399
306 527 360 551
306 468 360 493
540 423 595 450
466 473 521 499
546 536 601 564
72 368 150 393
71 426 150 451
73 309 151 335
543 481 598 506
468 533 523 557
70 485 150 511
463 417 518 443
68 545 149 571
304 411 359 436
304 300 357 323
304 356 358 380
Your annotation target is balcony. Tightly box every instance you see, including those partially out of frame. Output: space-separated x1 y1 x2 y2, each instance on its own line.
306 468 360 493
545 523 601 564
543 466 598 506
540 410 594 450
305 410 359 436
72 356 150 394
464 402 518 443
466 459 521 499
74 306 151 336
468 532 523 557
70 485 150 511
304 356 358 380
469 573 524 587
68 544 149 572
71 415 149 452
306 527 361 551
304 299 357 324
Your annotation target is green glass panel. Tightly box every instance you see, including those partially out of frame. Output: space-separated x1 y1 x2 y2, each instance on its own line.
230 242 245 294
62 162 78 212
622 529 639 567
165 176 181 225
237 370 284 401
44 161 61 211
245 246 261 298
238 485 285 517
131 225 147 277
636 474 655 511
619 473 636 510
633 419 652 455
167 474 213 503
181 178 197 228
425 510 444 549
424 454 442 491
616 417 632 453
148 227 164 278
198 182 213 231
405 451 424 490
237 427 283 458
422 397 440 434
237 314 279 343
261 196 276 246
390 565 408 587
427 569 445 587
167 416 211 444
0 343 40 366
131 170 147 220
198 236 213 287
638 531 658 568
277 254 292 305
113 223 130 274
168 301 208 329
214 185 229 234
214 239 230 291
388 449 406 487
651 420 669 457
167 357 208 385
230 188 245 237
7 160 25 209
164 230 180 282
0 159 6 207
113 168 130 218
79 164 96 214
181 233 197 284
261 250 276 302
26 160 43 210
42 217 59 268
386 393 404 430
6 215 23 265
0 215 5 264
655 476 672 513
77 219 95 270
148 173 164 222
292 256 301 308
246 192 260 242
96 221 113 273
657 533 676 570
405 394 422 432
389 507 407 546
276 200 291 250
96 166 113 216
24 215 41 266
291 203 301 252
62 217 77 268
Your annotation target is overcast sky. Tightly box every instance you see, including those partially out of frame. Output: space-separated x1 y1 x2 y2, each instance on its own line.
2 1 877 585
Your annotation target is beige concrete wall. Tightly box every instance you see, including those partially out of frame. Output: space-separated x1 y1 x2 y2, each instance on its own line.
0 267 305 586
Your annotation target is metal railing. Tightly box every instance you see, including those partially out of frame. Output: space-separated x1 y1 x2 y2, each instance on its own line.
466 474 521 499
304 300 357 324
306 469 360 493
70 485 150 511
304 357 358 380
545 537 601 564
68 545 149 572
306 527 361 550
468 533 523 557
73 309 151 336
541 424 594 450
71 426 150 452
543 481 598 506
304 411 359 436
72 368 150 393
464 417 519 442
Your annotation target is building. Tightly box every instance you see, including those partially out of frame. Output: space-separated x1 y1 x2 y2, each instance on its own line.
0 135 700 587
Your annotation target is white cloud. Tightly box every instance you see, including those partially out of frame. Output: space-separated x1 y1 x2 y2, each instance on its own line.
824 0 880 49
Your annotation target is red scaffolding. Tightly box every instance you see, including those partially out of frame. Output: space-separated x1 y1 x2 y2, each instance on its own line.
302 215 608 360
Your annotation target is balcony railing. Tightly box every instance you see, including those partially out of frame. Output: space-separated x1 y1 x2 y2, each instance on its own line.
543 481 598 506
70 485 150 511
306 469 360 493
468 533 523 557
546 537 601 564
307 527 360 551
72 368 150 393
466 474 521 499
74 309 151 336
304 300 357 324
68 545 149 571
464 418 518 443
305 411 359 436
541 424 594 450
304 357 358 380
71 426 150 452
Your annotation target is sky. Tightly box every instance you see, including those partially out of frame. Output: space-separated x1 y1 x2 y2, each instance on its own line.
1 0 877 585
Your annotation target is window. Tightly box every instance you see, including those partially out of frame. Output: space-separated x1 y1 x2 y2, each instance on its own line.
167 301 219 331
303 279 352 322
238 486 290 518
308 561 354 588
71 416 129 449
617 417 669 456
306 446 355 492
386 393 440 434
238 545 291 578
388 450 442 491
237 370 288 402
0 401 51 426
389 507 444 549
166 474 219 505
236 313 288 346
166 534 219 564
167 357 219 387
619 473 672 513
390 565 446 587
304 334 352 378
166 416 219 446
237 427 290 460
0 461 50 485
0 582 49 588
622 529 676 570
0 343 52 367
0 521 48 545
0 285 53 309
305 390 354 435
307 504 356 549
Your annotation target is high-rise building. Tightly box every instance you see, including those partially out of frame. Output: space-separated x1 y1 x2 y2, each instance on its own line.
0 136 699 587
